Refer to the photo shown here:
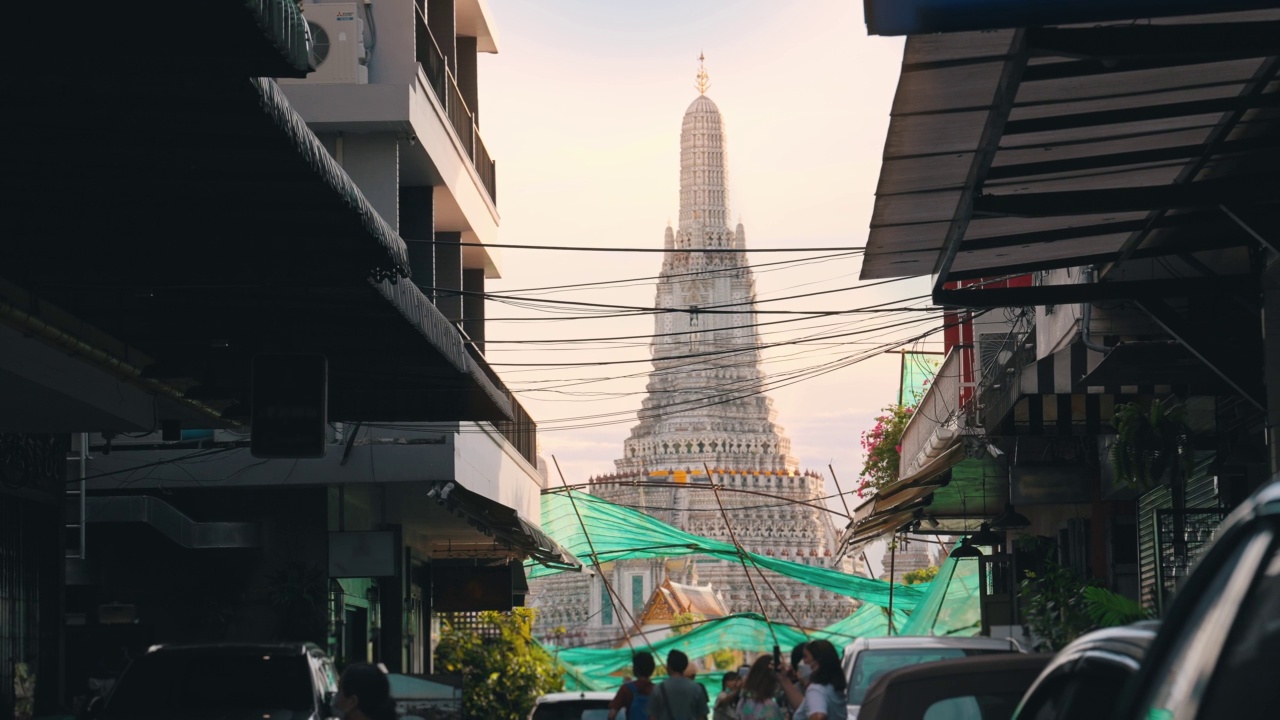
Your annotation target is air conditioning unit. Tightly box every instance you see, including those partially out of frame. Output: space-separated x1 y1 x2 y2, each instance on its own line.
282 3 369 85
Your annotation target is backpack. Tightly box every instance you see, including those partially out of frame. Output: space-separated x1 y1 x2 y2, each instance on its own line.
627 681 652 720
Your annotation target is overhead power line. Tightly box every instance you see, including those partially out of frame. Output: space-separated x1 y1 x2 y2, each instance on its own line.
434 240 868 253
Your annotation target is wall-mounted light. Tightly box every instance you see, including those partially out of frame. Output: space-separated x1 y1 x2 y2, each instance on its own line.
329 579 346 636
366 585 381 633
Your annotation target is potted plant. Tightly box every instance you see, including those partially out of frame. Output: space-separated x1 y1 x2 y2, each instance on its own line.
1110 398 1193 492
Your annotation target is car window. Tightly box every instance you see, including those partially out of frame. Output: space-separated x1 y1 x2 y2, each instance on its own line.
1013 673 1074 720
532 700 616 720
1194 540 1280 720
320 658 339 696
1137 529 1275 720
925 691 1024 720
103 653 315 718
849 649 1006 705
1057 662 1132 720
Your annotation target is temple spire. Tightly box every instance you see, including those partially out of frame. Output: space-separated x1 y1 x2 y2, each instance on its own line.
696 52 710 95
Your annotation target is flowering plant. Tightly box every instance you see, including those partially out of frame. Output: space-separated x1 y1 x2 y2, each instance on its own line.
856 404 914 498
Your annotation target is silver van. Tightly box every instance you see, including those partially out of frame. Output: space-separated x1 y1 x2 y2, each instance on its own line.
842 636 1023 719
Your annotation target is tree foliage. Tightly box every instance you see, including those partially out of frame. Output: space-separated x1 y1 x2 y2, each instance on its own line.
857 404 915 497
711 648 737 670
1019 562 1096 652
1112 399 1192 490
671 611 706 636
435 609 564 720
1020 560 1152 651
903 566 939 585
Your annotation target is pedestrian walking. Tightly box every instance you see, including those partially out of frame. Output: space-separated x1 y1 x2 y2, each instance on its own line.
650 650 709 720
735 655 786 720
333 663 397 720
778 640 846 720
609 651 656 720
686 664 710 711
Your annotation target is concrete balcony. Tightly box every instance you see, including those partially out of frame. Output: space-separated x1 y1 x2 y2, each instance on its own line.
79 421 552 566
898 346 976 481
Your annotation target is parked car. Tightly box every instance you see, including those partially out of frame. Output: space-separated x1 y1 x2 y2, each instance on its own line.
90 642 339 720
1115 477 1280 720
1010 622 1158 720
841 636 1024 719
858 653 1052 720
530 691 624 720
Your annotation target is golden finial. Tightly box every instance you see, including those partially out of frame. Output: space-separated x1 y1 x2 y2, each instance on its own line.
696 52 710 95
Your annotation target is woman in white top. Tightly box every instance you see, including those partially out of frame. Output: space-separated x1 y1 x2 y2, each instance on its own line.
778 640 847 720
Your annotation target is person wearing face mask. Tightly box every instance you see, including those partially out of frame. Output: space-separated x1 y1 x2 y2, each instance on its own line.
777 640 846 720
795 658 813 684
333 663 398 720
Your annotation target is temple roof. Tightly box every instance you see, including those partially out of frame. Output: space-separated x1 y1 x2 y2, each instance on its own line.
663 579 729 618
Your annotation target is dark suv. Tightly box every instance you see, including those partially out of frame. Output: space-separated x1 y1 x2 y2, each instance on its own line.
1116 476 1280 720
92 642 340 720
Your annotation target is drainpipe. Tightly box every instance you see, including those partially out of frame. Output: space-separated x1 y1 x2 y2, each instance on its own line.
1080 267 1113 354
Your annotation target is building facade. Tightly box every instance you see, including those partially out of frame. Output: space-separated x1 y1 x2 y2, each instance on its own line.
0 1 563 711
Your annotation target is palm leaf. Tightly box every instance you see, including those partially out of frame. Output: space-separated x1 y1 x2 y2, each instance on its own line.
1082 586 1149 627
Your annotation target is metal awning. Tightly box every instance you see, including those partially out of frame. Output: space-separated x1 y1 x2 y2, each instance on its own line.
427 481 582 571
2 4 513 424
841 448 1007 550
840 444 963 549
862 11 1280 288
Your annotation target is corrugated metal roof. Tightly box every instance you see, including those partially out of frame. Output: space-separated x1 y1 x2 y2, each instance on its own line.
862 10 1280 283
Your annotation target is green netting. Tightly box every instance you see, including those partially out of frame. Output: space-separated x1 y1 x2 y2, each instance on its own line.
897 548 982 636
528 490 926 610
547 604 912 692
899 351 943 406
811 603 912 642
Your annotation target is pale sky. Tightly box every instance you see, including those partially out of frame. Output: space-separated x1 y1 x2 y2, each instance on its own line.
477 0 932 539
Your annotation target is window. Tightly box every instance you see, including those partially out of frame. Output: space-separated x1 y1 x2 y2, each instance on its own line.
632 575 645 614
601 581 613 626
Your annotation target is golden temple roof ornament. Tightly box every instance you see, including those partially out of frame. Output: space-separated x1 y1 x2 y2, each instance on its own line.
696 52 710 95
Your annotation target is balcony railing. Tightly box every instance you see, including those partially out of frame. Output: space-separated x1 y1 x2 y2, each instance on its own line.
898 346 971 480
467 347 537 468
415 5 498 204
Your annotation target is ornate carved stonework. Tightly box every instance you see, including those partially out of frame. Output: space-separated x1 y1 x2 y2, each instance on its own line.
530 88 864 645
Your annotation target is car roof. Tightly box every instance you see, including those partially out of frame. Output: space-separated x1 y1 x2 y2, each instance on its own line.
146 642 320 657
846 636 1020 653
535 691 616 704
860 654 1053 720
1053 622 1160 663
